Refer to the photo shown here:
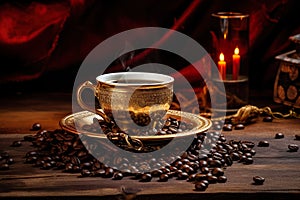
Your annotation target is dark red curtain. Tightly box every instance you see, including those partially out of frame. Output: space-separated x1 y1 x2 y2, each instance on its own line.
0 0 299 91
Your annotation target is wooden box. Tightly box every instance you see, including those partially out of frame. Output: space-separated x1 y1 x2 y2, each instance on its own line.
274 50 300 108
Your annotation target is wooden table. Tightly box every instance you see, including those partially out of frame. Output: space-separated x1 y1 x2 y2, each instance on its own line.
0 92 300 199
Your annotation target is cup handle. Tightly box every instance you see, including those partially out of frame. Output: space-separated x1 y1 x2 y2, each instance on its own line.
77 81 111 123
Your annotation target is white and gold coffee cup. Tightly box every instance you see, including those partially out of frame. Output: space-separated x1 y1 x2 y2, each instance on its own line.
77 72 174 135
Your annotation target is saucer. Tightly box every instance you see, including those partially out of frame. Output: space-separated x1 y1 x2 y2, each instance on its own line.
59 110 212 143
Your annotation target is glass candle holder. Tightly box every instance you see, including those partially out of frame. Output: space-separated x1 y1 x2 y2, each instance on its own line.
210 12 250 112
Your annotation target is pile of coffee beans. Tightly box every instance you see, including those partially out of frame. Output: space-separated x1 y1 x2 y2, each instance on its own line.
83 116 192 137
3 119 261 192
3 114 299 192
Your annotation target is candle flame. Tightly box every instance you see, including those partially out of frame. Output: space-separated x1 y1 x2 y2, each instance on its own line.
219 53 224 61
234 47 239 55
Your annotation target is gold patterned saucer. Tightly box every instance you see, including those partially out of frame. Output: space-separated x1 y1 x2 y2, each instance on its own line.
59 110 212 144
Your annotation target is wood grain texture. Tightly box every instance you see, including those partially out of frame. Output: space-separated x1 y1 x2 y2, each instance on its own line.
0 93 299 199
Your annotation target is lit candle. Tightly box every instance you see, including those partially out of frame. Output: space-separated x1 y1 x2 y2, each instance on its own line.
232 47 240 80
218 53 226 80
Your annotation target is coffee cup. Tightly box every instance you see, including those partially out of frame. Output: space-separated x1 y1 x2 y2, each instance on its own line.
77 72 174 135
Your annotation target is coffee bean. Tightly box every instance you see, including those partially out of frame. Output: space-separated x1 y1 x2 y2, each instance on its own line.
64 163 74 172
195 173 207 181
195 181 208 191
158 174 169 182
207 175 218 184
177 172 189 180
230 152 240 161
140 173 152 182
72 165 81 172
202 179 209 186
43 156 52 162
187 174 196 182
241 143 248 150
11 140 22 147
160 167 171 174
199 160 208 167
179 162 189 171
103 167 114 178
249 149 256 156
288 144 299 152
25 157 36 164
263 116 273 122
224 155 233 166
93 169 105 177
294 134 300 140
242 141 255 148
212 152 223 160
173 169 182 177
169 126 177 133
275 133 284 139
156 130 166 135
201 167 210 174
208 160 222 168
0 163 9 170
217 175 227 183
81 162 92 169
113 172 123 180
81 169 91 177
174 160 183 168
239 155 247 163
169 166 177 172
50 160 56 166
243 157 254 165
6 158 14 165
41 162 52 170
235 124 245 130
244 153 252 158
167 172 175 179
182 166 194 174
258 141 269 147
253 176 265 185
37 130 48 136
151 169 163 177
188 162 199 171
31 123 42 131
26 151 38 158
223 124 233 131
211 167 224 177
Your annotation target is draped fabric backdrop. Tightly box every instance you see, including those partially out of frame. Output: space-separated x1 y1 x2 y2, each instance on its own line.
0 0 299 92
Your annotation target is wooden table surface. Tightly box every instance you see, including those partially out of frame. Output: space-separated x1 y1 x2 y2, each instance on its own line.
0 92 299 199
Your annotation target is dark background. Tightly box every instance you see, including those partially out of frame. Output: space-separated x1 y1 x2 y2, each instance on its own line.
0 0 299 95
